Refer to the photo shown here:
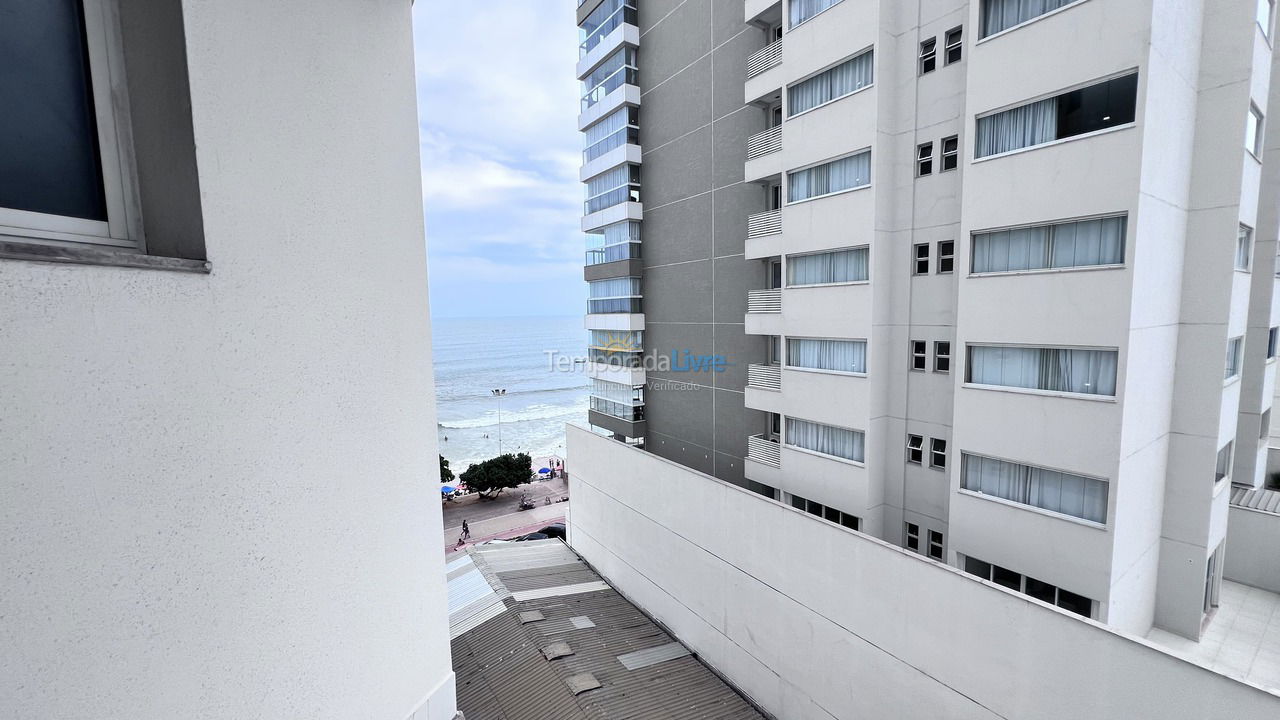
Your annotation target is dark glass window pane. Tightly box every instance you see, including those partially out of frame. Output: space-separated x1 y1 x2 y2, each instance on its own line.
991 565 1022 590
791 495 806 511
1025 577 1057 604
840 514 859 530
964 557 991 579
1057 74 1138 140
1056 589 1092 617
0 0 107 221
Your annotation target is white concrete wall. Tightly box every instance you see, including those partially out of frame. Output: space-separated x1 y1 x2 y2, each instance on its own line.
1224 507 1280 594
567 425 1280 720
0 2 456 719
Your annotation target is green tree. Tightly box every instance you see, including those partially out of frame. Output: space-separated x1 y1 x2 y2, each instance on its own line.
439 454 454 483
460 452 533 498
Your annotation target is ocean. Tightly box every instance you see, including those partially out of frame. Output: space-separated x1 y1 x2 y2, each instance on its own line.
432 315 588 473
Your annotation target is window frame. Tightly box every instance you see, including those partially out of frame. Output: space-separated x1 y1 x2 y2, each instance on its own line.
1247 103 1265 160
941 136 959 172
905 522 920 551
911 340 927 371
927 530 944 560
929 438 947 470
1226 336 1244 381
919 37 937 75
936 240 954 273
1268 326 1279 359
934 341 951 373
1215 441 1234 484
913 243 929 275
944 26 963 64
0 0 144 251
1237 224 1254 271
785 149 873 204
916 142 934 177
969 212 1128 276
965 343 1119 399
906 434 924 464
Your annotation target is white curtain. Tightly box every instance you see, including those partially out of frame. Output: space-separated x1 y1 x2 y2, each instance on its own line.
788 51 873 115
787 247 868 285
788 151 871 201
972 216 1125 272
584 106 630 160
790 0 843 27
962 454 1108 523
975 97 1057 157
787 338 866 372
981 0 1074 38
785 417 865 462
969 346 1117 396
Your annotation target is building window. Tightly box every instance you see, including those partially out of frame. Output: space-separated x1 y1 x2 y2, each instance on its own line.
585 220 641 266
785 417 866 463
1 1 144 250
919 37 936 75
787 247 870 285
1247 104 1265 158
579 0 638 55
917 142 934 176
787 338 868 373
944 26 963 64
588 329 644 367
934 341 951 373
788 150 872 202
1226 337 1243 380
1215 442 1233 483
981 0 1083 38
927 530 944 560
911 340 928 371
914 243 930 274
941 136 959 171
791 493 860 530
972 215 1125 273
581 46 637 110
975 73 1138 158
905 522 920 551
907 435 924 464
930 439 947 469
1237 225 1254 271
787 50 874 116
937 240 955 273
584 164 641 215
589 378 645 422
1261 0 1276 38
587 277 643 314
965 557 1094 617
962 454 1108 524
1269 326 1278 358
968 345 1118 396
790 0 845 28
583 106 639 163
1262 410 1272 439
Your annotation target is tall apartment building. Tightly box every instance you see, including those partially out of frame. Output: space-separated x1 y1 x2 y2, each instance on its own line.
0 2 457 718
576 0 1280 642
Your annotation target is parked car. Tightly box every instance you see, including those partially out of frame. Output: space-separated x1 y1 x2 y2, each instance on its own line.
536 523 566 540
514 532 549 541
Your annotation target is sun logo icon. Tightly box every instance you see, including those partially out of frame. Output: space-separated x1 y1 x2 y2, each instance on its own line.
598 332 639 354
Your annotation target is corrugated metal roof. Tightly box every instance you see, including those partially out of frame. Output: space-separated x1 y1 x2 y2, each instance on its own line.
451 539 770 720
1231 486 1280 514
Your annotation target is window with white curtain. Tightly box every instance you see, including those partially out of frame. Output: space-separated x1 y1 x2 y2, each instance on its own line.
788 151 871 201
787 50 874 116
1237 225 1253 271
585 221 641 265
790 0 844 27
975 73 1137 158
787 338 867 373
583 106 639 163
786 247 869 285
584 164 640 215
980 0 1082 38
1226 337 1243 380
961 453 1108 524
587 276 642 314
972 215 1125 273
786 417 865 462
967 345 1118 396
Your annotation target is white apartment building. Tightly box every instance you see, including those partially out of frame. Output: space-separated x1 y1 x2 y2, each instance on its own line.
0 2 457 718
577 0 1280 645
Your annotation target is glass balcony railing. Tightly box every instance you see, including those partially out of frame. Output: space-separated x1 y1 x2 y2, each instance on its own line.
580 1 637 56
591 396 646 422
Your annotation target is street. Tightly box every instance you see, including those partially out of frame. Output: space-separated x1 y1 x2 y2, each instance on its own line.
441 475 568 555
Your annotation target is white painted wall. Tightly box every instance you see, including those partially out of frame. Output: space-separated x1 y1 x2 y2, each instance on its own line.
1224 507 1280 594
0 2 455 718
567 425 1280 720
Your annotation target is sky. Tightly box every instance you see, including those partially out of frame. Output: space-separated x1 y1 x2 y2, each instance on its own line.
412 2 585 319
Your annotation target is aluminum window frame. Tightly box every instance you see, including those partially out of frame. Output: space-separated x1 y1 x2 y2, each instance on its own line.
944 26 963 64
916 142 934 177
906 434 924 464
919 37 936 75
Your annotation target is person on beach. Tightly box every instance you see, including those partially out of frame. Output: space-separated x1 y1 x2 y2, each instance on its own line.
462 519 470 540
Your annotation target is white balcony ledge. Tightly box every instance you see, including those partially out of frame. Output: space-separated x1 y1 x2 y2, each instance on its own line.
582 201 643 232
577 22 640 80
581 144 642 183
579 84 640 132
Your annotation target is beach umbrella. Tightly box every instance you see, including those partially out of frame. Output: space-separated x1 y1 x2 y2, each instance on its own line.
538 467 551 474
440 486 456 494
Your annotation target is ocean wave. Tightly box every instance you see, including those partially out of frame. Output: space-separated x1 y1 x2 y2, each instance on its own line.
435 383 587 402
438 402 585 430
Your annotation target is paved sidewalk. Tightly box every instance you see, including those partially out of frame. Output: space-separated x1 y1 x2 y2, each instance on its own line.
444 511 566 557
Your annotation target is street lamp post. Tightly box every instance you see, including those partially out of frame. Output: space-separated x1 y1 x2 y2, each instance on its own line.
491 388 507 455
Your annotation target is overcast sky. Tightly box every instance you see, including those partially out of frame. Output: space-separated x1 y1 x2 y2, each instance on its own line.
413 2 584 319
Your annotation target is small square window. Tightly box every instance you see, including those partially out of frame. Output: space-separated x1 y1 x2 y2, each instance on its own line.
840 514 859 530
992 565 1022 591
1269 326 1278 358
944 27 963 65
937 240 954 273
964 556 991 580
929 438 947 469
934 341 951 373
919 38 936 75
1226 337 1243 379
824 506 840 523
917 142 934 176
1247 104 1264 158
913 243 930 274
1215 441 1233 483
1237 225 1253 271
1262 409 1272 439
911 340 927 371
927 530 944 560
941 136 959 172
906 434 924 464
905 522 920 551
